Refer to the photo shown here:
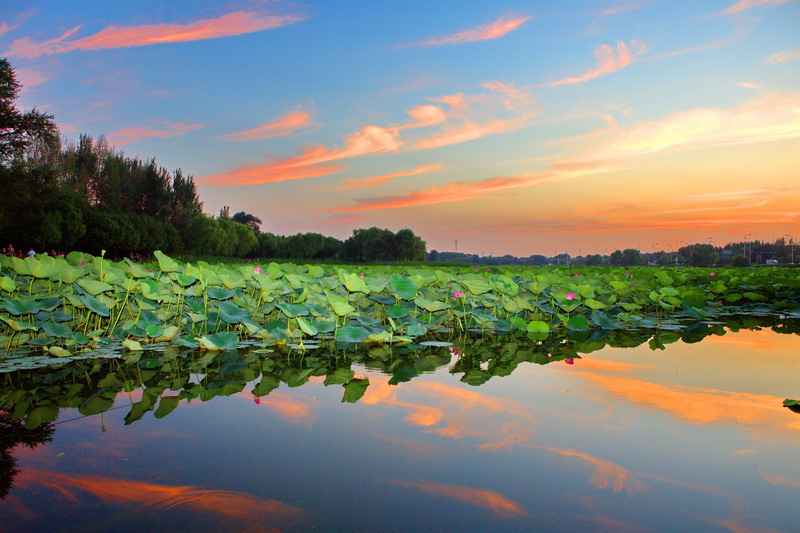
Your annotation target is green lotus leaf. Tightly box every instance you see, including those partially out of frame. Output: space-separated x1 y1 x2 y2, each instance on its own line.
48 345 72 357
386 304 410 319
527 320 550 333
326 292 355 316
296 316 318 336
76 294 110 317
217 300 251 324
207 287 235 300
1 276 16 292
3 299 47 315
154 250 182 273
154 326 180 342
78 278 114 295
414 297 451 313
335 325 371 343
201 331 239 351
343 272 370 294
584 298 607 310
1 316 39 331
391 276 418 300
122 339 144 351
41 321 73 338
276 303 310 318
460 277 492 295
567 315 590 331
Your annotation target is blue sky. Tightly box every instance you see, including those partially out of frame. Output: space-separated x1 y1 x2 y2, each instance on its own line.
2 0 799 256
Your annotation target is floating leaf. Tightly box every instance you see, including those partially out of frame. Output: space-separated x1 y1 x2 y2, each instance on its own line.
154 250 181 273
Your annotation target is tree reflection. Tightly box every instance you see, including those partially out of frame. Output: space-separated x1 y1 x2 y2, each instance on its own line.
0 407 55 499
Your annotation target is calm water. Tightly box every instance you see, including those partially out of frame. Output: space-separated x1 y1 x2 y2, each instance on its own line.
1 326 799 532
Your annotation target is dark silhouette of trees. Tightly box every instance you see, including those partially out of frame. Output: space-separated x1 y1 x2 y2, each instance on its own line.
0 407 56 500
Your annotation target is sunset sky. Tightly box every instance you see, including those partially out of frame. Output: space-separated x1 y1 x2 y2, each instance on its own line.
2 0 798 256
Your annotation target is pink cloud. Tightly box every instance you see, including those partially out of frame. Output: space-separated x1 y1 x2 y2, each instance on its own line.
334 162 620 212
397 105 448 129
218 110 316 142
414 113 537 150
108 121 202 147
540 40 648 87
403 15 531 47
14 67 48 88
331 164 444 190
768 49 800 64
721 0 793 15
481 81 535 110
7 11 306 58
201 125 400 186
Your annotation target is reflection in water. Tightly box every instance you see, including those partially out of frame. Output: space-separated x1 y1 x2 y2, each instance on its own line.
13 469 307 530
0 317 799 531
391 480 530 518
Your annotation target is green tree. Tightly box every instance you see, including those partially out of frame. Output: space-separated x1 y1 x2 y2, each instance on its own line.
0 58 58 165
621 248 643 267
688 244 719 267
231 211 262 233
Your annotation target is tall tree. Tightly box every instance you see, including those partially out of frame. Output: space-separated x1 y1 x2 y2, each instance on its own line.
0 58 58 164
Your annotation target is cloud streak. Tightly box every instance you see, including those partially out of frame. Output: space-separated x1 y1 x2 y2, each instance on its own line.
218 110 316 142
109 121 203 147
768 49 800 64
720 0 793 15
331 164 444 190
7 10 306 58
402 15 531 48
538 40 648 87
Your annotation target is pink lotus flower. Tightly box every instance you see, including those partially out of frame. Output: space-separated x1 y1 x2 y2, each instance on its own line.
565 358 574 365
359 273 365 278
254 397 261 404
632 283 637 287
254 266 261 274
710 272 716 276
453 290 463 298
565 293 576 300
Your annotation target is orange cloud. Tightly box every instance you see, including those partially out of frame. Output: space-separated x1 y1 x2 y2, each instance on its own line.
201 125 400 186
721 0 793 15
481 80 536 110
15 469 307 527
7 11 306 58
736 81 761 89
403 15 531 47
398 105 448 129
333 161 621 212
576 92 800 163
763 474 800 488
414 113 537 150
392 480 529 518
331 164 444 190
535 446 645 494
540 40 648 87
218 110 316 141
768 49 800 64
108 121 202 146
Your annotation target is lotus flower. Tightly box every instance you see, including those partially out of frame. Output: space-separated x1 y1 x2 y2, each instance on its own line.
254 397 261 404
453 290 463 298
565 293 576 300
565 358 574 365
254 266 261 274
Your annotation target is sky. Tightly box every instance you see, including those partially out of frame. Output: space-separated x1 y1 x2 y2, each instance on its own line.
1 0 799 257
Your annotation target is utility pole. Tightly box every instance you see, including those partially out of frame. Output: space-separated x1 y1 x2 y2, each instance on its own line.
454 240 458 253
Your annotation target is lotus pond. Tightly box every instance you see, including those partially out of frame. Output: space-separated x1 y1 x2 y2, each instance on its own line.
1 254 799 531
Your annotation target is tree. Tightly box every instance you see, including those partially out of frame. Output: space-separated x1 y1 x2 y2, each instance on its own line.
730 254 750 267
688 243 719 267
231 211 263 233
621 248 643 267
0 58 58 164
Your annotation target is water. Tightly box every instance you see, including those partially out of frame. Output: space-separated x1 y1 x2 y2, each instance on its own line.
1 325 799 532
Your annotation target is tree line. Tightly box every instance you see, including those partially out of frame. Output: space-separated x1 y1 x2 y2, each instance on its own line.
0 58 426 262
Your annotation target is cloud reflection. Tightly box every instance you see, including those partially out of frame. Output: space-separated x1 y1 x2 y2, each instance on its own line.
392 480 529 518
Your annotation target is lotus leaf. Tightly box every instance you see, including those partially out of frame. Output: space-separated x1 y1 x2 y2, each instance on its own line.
154 250 181 273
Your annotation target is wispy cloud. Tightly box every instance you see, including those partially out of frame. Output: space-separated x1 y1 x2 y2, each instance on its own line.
108 121 202 147
537 40 648 87
201 125 400 186
331 164 444 190
481 80 535 110
334 162 622 212
14 67 48 89
397 105 448 129
720 0 793 15
736 81 761 89
576 92 800 162
401 15 531 48
414 113 537 150
768 49 800 64
7 10 306 58
218 110 316 142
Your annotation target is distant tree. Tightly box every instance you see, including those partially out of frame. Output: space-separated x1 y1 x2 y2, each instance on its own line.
688 243 719 267
428 249 440 262
609 250 623 266
0 58 58 164
730 254 750 267
231 211 262 233
585 254 604 266
621 248 643 266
